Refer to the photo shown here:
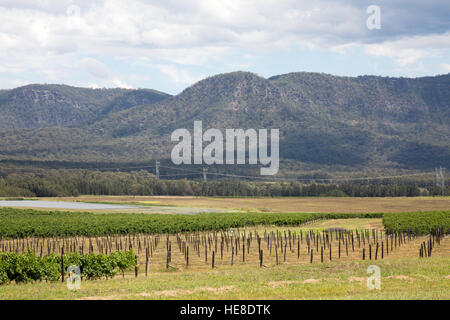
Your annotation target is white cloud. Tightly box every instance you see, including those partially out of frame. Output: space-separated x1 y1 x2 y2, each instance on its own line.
331 42 361 54
111 79 133 89
0 0 367 67
365 45 425 66
87 83 101 89
79 57 110 78
364 32 450 66
156 64 204 84
0 0 449 89
441 63 450 72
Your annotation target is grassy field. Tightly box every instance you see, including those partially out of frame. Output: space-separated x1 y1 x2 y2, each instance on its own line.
293 218 384 231
39 195 450 213
0 196 448 300
0 256 448 300
0 217 448 300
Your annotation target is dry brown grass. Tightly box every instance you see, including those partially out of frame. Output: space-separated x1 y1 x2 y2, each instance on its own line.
42 195 450 213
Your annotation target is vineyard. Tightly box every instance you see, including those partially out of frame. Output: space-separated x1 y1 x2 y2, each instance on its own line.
0 226 448 285
383 211 450 235
0 207 449 239
0 207 382 238
0 207 448 289
0 250 136 284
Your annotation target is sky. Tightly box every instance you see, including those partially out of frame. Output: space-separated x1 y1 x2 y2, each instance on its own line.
0 0 449 94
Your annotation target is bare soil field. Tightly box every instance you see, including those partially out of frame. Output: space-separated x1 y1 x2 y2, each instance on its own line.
40 196 450 213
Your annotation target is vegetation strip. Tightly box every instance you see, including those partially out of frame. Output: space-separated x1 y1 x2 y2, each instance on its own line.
383 211 450 235
0 250 136 284
0 207 449 238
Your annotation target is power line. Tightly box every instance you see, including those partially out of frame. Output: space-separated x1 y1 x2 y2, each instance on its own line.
438 166 446 195
156 167 434 182
24 161 436 183
155 160 160 179
204 171 433 182
159 173 196 177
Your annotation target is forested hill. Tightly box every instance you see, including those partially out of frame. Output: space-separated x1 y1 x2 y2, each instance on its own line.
0 84 170 129
0 72 448 170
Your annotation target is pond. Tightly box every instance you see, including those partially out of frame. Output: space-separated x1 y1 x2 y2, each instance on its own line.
0 200 232 215
0 200 138 210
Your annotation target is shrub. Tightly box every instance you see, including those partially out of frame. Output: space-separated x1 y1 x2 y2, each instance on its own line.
0 207 382 238
383 211 450 235
0 250 136 284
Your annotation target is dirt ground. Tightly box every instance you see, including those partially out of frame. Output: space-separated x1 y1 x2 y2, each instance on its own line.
42 195 450 213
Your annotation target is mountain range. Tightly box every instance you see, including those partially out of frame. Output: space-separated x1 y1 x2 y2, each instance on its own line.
0 71 449 171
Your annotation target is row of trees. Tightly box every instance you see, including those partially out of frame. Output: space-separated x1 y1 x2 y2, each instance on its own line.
0 169 448 197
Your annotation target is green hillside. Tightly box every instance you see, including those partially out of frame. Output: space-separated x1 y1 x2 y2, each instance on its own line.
0 84 170 129
0 72 448 170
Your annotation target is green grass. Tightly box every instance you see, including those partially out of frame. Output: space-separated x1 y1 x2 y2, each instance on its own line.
1 207 449 238
383 211 450 234
0 207 382 238
296 218 384 231
81 200 178 208
0 257 448 300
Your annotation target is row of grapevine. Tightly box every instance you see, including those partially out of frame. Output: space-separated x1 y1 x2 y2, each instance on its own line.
0 250 136 284
1 208 448 239
0 207 381 238
383 211 450 235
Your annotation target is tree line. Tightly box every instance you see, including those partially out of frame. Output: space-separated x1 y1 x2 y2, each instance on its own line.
0 169 447 197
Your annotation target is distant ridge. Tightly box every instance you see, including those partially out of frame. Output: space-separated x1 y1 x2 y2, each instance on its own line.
0 71 448 170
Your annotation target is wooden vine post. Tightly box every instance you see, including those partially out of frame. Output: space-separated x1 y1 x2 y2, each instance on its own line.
145 248 149 277
134 254 138 278
61 246 65 283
